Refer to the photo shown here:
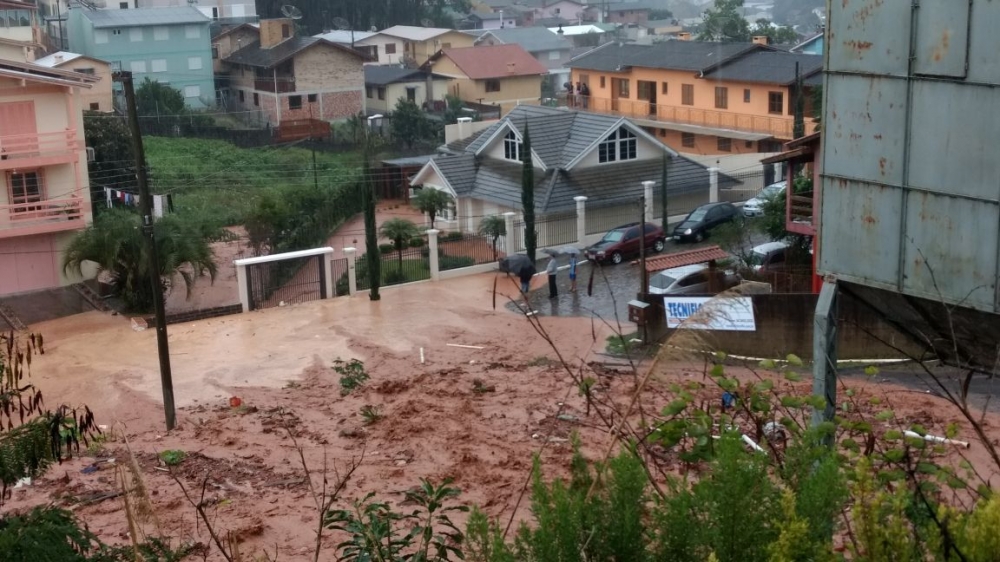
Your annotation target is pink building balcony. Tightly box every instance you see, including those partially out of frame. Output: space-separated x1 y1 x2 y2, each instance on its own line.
0 130 83 170
0 196 87 238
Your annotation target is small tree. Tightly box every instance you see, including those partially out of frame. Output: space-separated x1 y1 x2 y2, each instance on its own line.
478 215 506 260
698 0 752 42
63 208 218 311
83 112 136 217
390 98 432 149
135 77 184 116
412 187 453 229
379 218 421 276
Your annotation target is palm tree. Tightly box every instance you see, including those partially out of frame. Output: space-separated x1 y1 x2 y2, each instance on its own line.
478 215 506 260
378 218 421 275
63 208 217 312
412 187 453 229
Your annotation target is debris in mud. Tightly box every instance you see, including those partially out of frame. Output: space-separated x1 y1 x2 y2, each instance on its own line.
339 427 365 439
472 379 496 394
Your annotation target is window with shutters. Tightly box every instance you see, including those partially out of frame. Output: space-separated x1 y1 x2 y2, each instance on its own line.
8 170 42 210
682 84 694 105
714 86 728 109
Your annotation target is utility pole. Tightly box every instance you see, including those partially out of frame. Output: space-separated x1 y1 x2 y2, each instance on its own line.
117 70 177 430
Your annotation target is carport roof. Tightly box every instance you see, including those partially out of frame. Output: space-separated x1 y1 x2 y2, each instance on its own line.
645 245 731 273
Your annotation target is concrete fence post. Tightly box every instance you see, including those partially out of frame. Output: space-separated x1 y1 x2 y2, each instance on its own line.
708 167 720 203
642 180 654 223
503 212 517 255
343 247 358 296
323 251 335 299
574 196 588 245
427 229 441 281
235 262 249 313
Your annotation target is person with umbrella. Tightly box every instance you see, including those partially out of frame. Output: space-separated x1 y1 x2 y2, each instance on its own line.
498 254 537 305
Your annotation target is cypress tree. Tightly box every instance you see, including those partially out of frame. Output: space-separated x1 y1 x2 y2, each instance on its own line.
521 125 537 263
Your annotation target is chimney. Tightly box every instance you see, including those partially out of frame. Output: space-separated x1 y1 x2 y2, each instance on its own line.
752 35 769 45
54 54 64 63
677 31 691 41
260 18 294 49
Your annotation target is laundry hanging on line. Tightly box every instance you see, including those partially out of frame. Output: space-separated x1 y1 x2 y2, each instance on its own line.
104 187 174 218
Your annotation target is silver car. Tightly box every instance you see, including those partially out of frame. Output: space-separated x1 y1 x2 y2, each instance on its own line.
743 181 787 217
648 264 740 295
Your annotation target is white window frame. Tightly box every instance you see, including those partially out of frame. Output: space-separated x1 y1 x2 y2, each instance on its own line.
130 60 147 73
503 130 522 162
150 59 167 73
153 26 169 40
183 85 200 98
185 25 200 38
187 56 203 70
129 28 142 42
597 127 637 164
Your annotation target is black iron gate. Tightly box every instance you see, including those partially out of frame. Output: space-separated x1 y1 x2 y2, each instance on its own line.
245 254 328 311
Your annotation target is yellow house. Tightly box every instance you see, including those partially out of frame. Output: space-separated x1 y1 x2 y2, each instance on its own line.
377 26 476 66
33 52 114 112
364 66 451 114
569 40 821 155
423 44 547 114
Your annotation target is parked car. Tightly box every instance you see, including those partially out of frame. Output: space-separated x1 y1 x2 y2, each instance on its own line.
743 181 787 217
585 222 666 265
745 241 790 273
672 202 740 242
648 264 741 295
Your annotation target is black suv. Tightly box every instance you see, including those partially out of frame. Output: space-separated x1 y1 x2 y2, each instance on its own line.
672 202 740 242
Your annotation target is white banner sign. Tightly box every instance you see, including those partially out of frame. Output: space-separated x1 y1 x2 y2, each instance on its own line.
664 297 756 331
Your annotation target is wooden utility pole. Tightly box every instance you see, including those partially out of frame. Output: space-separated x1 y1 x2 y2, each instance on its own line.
116 70 177 430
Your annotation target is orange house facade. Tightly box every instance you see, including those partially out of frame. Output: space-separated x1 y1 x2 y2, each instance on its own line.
569 41 821 155
0 60 96 296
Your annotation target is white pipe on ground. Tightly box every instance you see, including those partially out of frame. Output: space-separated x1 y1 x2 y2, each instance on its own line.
903 430 970 449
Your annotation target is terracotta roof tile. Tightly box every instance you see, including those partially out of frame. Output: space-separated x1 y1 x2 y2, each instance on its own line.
645 245 731 273
440 44 548 80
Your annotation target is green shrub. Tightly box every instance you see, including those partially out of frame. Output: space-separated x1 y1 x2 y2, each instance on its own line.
440 255 476 270
334 358 369 395
378 243 396 254
409 236 425 247
442 231 465 242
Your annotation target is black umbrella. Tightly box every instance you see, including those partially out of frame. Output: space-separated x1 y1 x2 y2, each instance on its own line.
499 254 534 275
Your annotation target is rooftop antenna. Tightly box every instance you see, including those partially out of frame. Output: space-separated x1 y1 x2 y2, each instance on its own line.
330 16 354 47
280 4 303 20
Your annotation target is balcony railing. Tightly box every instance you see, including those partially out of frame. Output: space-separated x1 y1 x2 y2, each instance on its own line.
254 78 295 93
561 96 816 139
0 130 82 162
0 196 86 238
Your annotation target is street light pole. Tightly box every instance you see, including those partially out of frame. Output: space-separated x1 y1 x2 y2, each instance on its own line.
117 70 177 430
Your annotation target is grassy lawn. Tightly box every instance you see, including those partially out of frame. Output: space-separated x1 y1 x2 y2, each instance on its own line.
143 137 362 228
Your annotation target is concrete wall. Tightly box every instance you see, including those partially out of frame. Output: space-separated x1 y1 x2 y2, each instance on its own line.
292 44 363 92
644 292 921 360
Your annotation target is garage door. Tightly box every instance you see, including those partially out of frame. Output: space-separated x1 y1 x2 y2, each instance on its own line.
0 236 59 295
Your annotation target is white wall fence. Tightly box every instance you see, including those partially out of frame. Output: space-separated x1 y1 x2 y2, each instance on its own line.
232 170 723 311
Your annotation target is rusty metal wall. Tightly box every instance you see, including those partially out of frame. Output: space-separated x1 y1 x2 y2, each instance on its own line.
819 0 1000 314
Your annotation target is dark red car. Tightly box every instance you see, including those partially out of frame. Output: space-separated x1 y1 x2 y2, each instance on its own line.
585 222 666 265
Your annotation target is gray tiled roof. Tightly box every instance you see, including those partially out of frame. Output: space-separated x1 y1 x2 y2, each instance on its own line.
569 41 764 72
427 105 731 213
474 27 573 53
225 37 360 68
78 6 209 28
700 50 823 85
364 66 447 86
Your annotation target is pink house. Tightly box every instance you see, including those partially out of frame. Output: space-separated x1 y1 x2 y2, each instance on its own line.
0 59 97 296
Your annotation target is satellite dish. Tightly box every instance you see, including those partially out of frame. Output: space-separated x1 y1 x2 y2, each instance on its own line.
420 18 435 27
280 4 303 19
330 16 350 30
369 25 377 32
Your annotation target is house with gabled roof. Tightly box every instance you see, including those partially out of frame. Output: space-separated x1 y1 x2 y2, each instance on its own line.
409 105 729 242
422 44 548 113
364 66 451 114
569 40 821 155
33 51 114 112
217 18 367 126
470 26 574 86
375 25 476 66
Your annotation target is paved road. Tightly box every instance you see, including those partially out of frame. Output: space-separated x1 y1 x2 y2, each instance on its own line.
505 230 770 324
